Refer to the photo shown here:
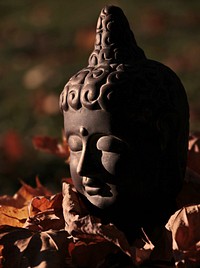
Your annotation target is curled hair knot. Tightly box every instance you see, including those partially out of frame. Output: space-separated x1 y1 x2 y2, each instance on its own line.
66 84 82 110
69 68 91 85
81 84 100 110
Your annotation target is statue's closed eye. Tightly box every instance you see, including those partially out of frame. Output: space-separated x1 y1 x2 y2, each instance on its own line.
68 135 82 152
97 136 125 153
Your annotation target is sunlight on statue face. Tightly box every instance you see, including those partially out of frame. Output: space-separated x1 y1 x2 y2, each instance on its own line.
64 107 129 209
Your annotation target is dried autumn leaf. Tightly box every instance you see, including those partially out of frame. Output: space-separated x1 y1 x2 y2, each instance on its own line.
70 240 120 268
0 225 71 268
0 206 28 227
0 244 4 268
0 177 52 208
19 177 53 197
166 204 200 267
24 210 65 232
28 193 63 217
32 130 69 161
24 193 65 232
0 178 55 228
62 179 154 266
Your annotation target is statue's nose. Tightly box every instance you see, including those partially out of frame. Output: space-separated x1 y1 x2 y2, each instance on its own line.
76 146 91 177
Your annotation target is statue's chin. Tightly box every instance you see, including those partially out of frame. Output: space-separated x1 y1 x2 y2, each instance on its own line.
83 187 118 209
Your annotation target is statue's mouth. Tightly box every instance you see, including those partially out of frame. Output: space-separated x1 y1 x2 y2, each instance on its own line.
82 177 103 195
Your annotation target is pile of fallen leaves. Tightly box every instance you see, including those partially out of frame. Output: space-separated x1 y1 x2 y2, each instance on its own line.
0 132 200 267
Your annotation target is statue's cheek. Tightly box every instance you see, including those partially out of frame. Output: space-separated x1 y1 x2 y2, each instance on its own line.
101 152 121 176
69 153 81 178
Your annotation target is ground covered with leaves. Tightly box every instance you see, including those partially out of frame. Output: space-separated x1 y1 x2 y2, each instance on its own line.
0 133 200 267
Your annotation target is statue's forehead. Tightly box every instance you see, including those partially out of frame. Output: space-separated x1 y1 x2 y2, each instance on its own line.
64 108 112 136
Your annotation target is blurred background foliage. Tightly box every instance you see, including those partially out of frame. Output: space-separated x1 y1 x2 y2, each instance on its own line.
0 0 200 195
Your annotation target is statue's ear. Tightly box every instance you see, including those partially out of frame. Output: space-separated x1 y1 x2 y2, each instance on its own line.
157 113 178 151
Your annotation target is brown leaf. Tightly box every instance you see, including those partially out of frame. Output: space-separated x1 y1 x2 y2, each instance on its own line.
0 206 28 227
0 178 55 228
24 210 65 232
28 192 63 217
0 245 4 268
62 179 154 266
0 177 53 208
0 225 71 268
70 240 119 268
0 225 33 268
166 204 200 267
24 193 65 232
32 131 70 161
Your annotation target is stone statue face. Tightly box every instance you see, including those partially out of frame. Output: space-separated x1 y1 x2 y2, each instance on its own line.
63 101 170 212
64 107 130 209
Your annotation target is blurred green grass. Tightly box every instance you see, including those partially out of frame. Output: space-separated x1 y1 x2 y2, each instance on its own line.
0 0 200 194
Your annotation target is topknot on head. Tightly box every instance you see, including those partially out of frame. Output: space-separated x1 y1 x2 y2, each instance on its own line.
88 5 146 67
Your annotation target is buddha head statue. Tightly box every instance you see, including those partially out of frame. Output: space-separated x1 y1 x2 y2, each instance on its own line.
60 6 189 238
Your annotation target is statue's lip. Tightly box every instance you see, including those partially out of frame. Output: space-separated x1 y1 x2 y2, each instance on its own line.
84 186 101 195
82 177 103 195
82 177 102 187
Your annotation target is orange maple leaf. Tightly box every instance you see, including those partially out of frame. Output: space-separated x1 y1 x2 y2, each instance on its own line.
0 177 52 208
32 130 70 162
